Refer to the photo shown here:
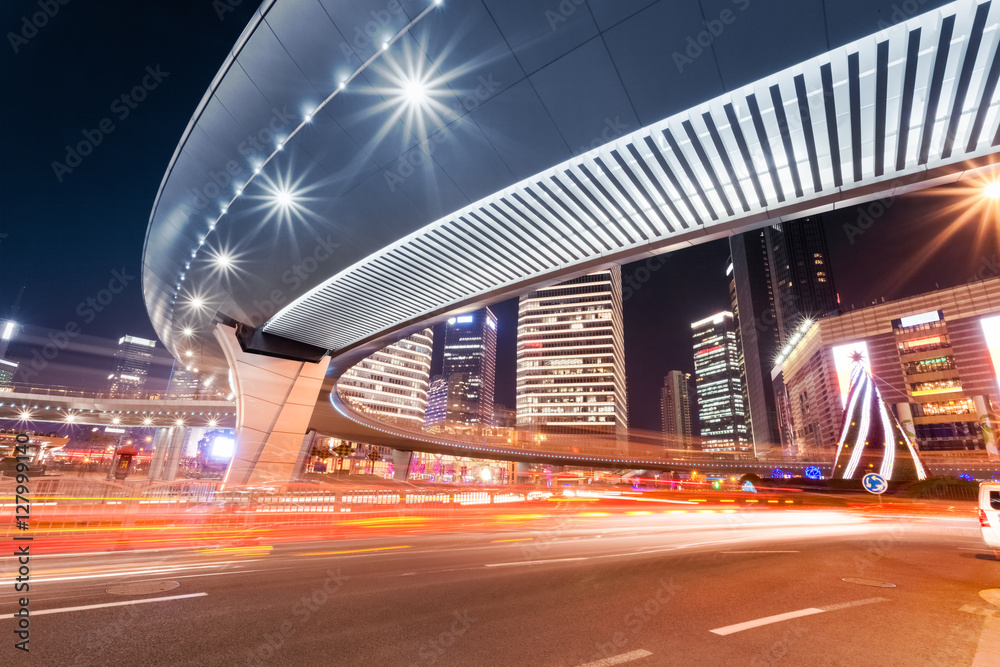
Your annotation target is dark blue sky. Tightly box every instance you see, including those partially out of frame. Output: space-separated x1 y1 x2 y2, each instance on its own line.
1 1 993 430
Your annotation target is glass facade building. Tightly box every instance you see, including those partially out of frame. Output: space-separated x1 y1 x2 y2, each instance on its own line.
107 335 156 398
730 216 838 455
516 269 627 436
692 312 749 453
423 374 448 430
0 358 16 389
442 308 498 428
166 362 201 400
338 329 433 428
661 370 693 452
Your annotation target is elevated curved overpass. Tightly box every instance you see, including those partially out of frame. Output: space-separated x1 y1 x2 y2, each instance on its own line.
143 0 1000 480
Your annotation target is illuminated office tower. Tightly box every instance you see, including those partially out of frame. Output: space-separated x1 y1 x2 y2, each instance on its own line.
516 268 627 436
167 361 201 400
0 359 16 388
423 375 448 430
338 329 433 428
661 371 693 451
442 309 498 427
730 217 838 454
692 312 749 452
107 335 156 398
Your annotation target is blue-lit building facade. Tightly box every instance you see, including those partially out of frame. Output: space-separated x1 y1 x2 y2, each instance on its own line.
442 309 497 429
423 375 448 431
692 312 749 453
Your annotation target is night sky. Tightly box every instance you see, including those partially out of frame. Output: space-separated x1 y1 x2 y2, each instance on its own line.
3 2 996 431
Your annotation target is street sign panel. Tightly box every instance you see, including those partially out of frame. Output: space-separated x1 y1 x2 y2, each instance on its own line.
862 472 888 495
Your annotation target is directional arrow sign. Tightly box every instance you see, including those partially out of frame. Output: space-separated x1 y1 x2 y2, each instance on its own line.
862 472 888 495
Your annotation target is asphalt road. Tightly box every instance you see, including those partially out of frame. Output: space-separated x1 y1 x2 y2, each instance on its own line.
3 509 999 666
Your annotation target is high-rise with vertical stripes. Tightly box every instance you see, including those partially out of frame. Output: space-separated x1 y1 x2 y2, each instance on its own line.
692 312 749 453
516 269 627 437
337 329 433 428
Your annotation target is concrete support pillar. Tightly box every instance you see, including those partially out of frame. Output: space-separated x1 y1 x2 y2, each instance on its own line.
293 430 319 479
147 427 171 479
392 450 414 482
895 403 916 445
515 462 530 479
973 396 1000 460
162 427 187 482
214 324 330 486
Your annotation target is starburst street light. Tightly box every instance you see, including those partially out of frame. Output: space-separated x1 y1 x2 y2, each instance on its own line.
882 174 1000 295
249 171 319 230
365 40 463 147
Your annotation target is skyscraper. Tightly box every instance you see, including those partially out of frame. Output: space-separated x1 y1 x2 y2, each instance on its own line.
0 358 17 389
516 268 627 436
423 374 448 430
107 335 156 398
337 329 433 428
729 216 838 454
692 312 749 453
766 217 838 341
442 308 498 428
661 371 693 451
166 361 201 400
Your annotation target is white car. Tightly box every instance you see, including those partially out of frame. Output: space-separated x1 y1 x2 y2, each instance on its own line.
980 481 1000 551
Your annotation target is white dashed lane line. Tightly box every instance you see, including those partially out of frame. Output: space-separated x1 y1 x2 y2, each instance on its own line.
574 649 654 667
7 593 208 618
710 598 889 636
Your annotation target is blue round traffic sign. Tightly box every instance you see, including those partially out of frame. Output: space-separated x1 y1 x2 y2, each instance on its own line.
862 472 888 495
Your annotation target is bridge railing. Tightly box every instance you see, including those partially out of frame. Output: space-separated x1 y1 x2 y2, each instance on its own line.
0 476 556 538
1 382 232 401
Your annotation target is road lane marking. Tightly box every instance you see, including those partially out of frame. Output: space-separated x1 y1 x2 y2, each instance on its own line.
485 557 589 568
0 560 263 585
711 598 888 635
491 538 533 543
10 593 208 618
297 545 411 556
821 597 889 611
710 608 825 635
575 649 653 666
721 551 800 554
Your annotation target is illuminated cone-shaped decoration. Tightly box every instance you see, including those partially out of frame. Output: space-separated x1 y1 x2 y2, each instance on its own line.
832 354 927 481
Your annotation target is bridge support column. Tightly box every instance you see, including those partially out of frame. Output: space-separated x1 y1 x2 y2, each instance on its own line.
215 324 330 486
392 450 414 482
162 427 188 481
147 427 171 479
